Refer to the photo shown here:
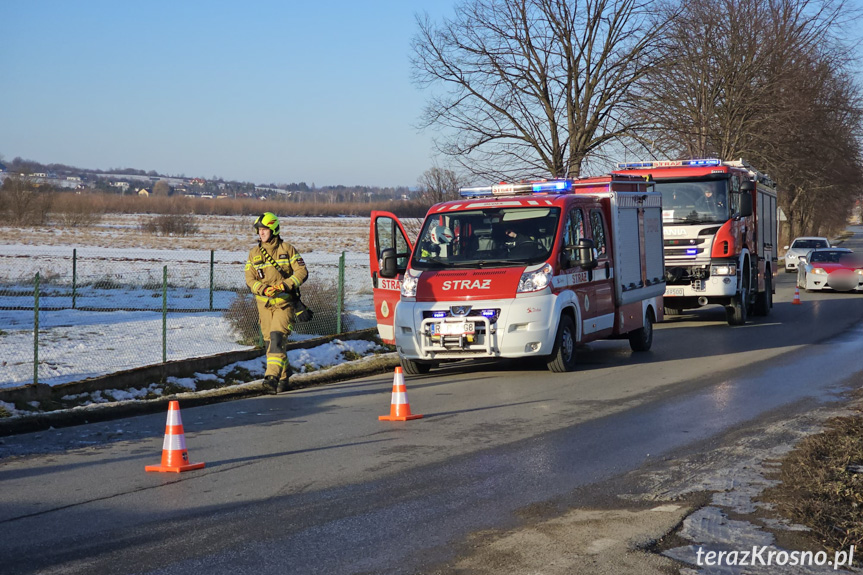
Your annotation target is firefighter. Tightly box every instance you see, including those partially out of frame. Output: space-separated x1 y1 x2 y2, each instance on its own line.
244 212 308 394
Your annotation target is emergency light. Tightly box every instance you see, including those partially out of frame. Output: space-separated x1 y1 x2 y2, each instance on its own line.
616 158 722 169
459 179 572 198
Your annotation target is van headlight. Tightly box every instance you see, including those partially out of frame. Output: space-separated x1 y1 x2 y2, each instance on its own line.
517 263 554 293
401 272 418 298
711 264 737 276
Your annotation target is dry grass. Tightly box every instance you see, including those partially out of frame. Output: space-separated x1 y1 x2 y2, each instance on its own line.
759 410 863 554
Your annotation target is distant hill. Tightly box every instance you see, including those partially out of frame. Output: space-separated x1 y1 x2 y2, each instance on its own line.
0 155 414 201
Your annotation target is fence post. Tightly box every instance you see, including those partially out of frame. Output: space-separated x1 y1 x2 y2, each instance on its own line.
162 266 168 364
34 272 40 385
72 248 77 310
337 251 345 334
209 250 215 311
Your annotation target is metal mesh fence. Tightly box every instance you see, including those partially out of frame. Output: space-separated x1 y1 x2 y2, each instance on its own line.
0 248 374 388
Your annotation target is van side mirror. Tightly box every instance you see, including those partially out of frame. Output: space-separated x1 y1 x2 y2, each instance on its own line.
564 238 597 270
740 181 756 193
379 247 398 278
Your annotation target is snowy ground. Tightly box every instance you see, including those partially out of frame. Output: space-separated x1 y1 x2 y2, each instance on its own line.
0 216 382 390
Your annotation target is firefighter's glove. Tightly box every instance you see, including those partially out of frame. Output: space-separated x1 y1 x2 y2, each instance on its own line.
263 285 280 297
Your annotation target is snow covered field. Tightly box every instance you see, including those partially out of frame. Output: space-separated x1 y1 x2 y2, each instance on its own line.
0 215 381 389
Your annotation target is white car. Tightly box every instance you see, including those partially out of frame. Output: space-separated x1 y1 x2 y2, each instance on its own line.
784 236 831 272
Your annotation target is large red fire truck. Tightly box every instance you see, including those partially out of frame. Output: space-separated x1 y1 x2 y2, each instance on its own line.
614 159 779 325
368 174 665 374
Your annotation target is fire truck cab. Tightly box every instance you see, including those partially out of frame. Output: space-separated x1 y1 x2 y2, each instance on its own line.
614 158 779 325
368 175 666 375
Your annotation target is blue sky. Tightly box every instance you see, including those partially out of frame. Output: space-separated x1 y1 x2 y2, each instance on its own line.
0 1 457 187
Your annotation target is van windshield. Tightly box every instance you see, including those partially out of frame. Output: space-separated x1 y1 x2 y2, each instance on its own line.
412 207 561 269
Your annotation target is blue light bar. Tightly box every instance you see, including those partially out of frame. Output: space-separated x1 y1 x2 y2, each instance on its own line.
492 179 572 195
432 311 447 318
532 180 571 192
616 161 656 169
460 179 573 197
481 309 496 317
683 158 721 167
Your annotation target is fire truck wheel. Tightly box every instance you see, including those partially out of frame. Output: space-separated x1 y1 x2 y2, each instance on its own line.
726 289 749 325
401 358 432 375
546 315 577 373
628 309 654 352
753 273 773 316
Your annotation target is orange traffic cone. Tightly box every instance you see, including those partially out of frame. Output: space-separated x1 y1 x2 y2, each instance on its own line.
379 367 423 421
792 287 802 305
145 401 206 473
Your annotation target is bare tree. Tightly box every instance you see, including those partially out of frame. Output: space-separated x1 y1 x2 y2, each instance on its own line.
634 0 851 160
634 0 863 239
152 180 172 196
412 0 665 181
0 176 50 226
416 165 465 205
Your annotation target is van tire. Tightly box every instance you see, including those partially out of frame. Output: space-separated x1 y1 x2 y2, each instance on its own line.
401 358 431 375
546 315 577 373
628 309 654 352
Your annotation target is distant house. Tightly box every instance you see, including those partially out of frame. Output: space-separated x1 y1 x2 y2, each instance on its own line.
112 181 130 192
190 178 206 186
138 188 150 196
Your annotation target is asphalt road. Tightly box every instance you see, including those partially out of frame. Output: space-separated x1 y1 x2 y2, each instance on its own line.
2 227 863 575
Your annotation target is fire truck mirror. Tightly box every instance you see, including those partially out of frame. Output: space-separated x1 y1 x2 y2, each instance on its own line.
740 180 756 193
380 247 399 278
737 193 753 218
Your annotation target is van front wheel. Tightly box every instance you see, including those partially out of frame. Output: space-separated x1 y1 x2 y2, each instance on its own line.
401 358 431 375
546 315 577 373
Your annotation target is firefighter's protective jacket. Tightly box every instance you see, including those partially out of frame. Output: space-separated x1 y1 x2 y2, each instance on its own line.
245 236 309 308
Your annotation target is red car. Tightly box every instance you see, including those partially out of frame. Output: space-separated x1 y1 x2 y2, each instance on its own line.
797 248 863 292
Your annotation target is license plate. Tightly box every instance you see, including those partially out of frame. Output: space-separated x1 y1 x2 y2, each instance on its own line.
430 322 475 335
665 287 685 296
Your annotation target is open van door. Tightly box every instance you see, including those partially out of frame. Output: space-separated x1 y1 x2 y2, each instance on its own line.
369 211 413 344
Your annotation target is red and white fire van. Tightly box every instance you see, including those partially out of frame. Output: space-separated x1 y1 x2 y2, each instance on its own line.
368 175 666 374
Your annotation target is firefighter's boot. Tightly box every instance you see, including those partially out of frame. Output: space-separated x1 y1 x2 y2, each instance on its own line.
277 366 293 394
262 375 279 395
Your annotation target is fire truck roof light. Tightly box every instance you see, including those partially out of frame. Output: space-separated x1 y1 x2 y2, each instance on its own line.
615 158 721 169
459 179 572 198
